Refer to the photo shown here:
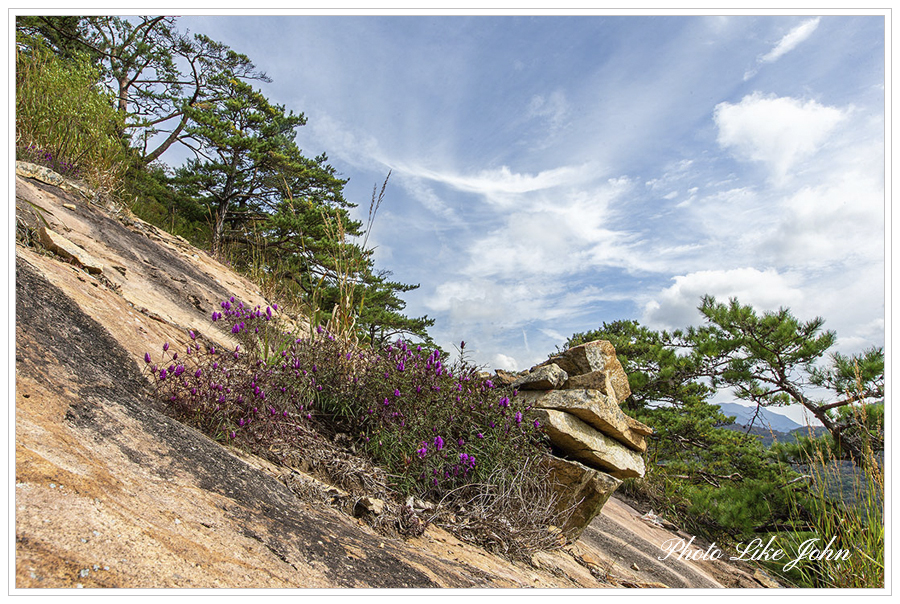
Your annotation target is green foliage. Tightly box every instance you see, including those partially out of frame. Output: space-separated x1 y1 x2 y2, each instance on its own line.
15 44 130 191
566 298 883 583
356 272 435 348
772 419 884 588
18 16 268 164
16 16 94 61
124 164 213 247
564 320 794 543
690 296 884 464
16 13 433 372
145 301 559 556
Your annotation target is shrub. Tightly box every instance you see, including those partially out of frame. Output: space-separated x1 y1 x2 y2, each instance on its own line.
770 401 884 588
144 297 561 555
15 45 130 191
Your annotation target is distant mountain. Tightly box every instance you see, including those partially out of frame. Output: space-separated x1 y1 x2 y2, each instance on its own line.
716 403 803 433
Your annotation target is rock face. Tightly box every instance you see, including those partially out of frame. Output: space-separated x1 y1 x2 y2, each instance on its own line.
14 165 776 589
517 341 653 538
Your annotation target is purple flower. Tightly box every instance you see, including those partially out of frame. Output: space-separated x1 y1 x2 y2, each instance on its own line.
158 369 167 381
477 433 484 439
144 352 151 364
515 411 522 425
162 342 169 352
533 419 541 429
417 443 428 458
393 388 401 397
434 436 444 451
499 396 510 408
189 330 196 340
195 368 202 378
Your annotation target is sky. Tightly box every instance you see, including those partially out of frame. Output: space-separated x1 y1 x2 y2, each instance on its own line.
158 12 886 423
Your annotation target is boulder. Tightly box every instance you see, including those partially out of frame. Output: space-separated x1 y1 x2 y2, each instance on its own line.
511 363 568 390
545 456 621 540
530 409 645 479
492 369 520 386
562 370 616 399
520 389 651 453
544 341 631 402
38 226 104 274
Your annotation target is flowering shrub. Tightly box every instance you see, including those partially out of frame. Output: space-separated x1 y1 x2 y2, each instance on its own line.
17 144 83 179
144 297 549 502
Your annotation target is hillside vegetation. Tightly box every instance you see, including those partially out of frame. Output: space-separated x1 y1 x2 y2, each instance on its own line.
15 15 884 588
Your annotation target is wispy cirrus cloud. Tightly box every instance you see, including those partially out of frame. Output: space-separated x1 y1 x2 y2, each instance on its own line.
744 17 821 80
389 161 592 209
759 17 821 64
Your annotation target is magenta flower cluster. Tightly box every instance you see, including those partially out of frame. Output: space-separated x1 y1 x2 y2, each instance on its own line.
143 296 546 499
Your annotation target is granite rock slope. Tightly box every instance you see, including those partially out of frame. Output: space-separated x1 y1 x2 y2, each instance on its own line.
13 166 777 589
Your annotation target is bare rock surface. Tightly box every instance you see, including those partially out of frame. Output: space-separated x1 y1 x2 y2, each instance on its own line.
13 170 777 589
530 409 646 479
545 457 620 540
521 389 650 453
545 341 631 402
511 363 568 390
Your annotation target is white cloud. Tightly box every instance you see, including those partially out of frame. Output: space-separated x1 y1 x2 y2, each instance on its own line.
642 267 805 331
539 327 567 342
760 17 821 64
714 93 847 182
744 18 821 80
527 90 569 132
391 162 591 208
492 353 519 371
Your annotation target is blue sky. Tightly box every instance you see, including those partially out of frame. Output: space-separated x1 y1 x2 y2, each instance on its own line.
164 13 885 422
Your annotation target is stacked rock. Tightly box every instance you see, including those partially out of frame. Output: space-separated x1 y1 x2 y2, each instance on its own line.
511 340 652 540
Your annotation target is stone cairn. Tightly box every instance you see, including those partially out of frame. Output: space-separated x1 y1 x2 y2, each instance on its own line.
498 340 652 540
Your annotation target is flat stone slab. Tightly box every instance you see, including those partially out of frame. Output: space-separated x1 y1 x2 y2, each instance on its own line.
521 389 651 452
544 340 631 403
512 363 568 390
531 409 645 479
38 226 104 274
